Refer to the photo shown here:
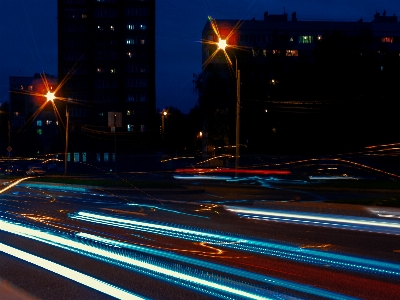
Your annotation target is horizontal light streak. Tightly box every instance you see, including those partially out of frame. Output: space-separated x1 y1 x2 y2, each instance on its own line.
77 232 356 300
175 168 291 175
0 219 273 299
0 242 145 300
70 211 400 278
226 207 400 230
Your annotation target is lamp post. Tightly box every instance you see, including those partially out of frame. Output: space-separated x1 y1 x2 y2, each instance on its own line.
64 105 69 176
217 38 241 175
234 54 240 176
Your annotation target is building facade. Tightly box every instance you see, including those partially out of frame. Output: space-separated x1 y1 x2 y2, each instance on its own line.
57 0 156 155
9 74 59 155
201 11 400 154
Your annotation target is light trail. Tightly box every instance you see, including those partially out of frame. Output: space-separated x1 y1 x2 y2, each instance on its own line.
226 207 400 235
0 242 146 300
0 177 32 194
70 211 400 279
0 219 278 299
76 232 356 300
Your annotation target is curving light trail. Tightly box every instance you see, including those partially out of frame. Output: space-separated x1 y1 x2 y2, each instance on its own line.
70 211 400 279
0 218 280 299
0 242 146 300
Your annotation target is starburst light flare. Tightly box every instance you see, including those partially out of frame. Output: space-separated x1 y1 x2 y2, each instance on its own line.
201 16 248 72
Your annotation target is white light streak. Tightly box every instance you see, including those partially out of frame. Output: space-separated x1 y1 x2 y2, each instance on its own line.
0 242 145 300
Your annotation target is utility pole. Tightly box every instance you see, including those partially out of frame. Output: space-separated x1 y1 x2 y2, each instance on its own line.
64 105 69 176
235 61 240 176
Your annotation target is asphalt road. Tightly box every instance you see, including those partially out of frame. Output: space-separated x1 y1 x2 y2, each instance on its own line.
1 173 400 299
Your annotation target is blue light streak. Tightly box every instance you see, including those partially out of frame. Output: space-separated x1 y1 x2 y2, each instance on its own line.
0 219 279 299
70 211 400 279
77 232 356 300
226 207 400 235
0 242 146 300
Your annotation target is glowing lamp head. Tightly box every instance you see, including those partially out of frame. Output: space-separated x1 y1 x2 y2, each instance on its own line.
217 38 227 51
162 111 167 116
45 91 55 102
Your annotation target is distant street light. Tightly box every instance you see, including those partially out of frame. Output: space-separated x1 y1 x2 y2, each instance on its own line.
217 39 241 175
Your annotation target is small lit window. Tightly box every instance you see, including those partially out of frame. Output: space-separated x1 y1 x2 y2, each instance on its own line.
381 37 393 43
37 129 42 135
28 85 33 91
127 124 133 132
20 85 24 90
127 52 133 58
140 39 145 45
270 79 278 85
110 26 115 31
263 49 267 57
140 125 146 132
104 153 109 162
127 24 134 30
82 152 87 162
46 120 52 125
140 24 146 30
126 39 135 45
110 68 116 74
299 36 313 43
15 112 19 116
82 14 87 18
37 120 42 126
286 50 298 57
74 152 79 162
97 68 103 73
96 153 101 162
289 37 293 42
272 50 280 55
317 35 322 40
97 25 103 31
127 110 131 115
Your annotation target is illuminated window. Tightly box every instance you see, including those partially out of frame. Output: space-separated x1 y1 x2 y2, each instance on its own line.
37 129 42 135
127 124 133 132
289 37 294 42
127 24 134 30
74 152 79 162
82 14 87 18
110 26 115 31
317 35 322 40
104 153 109 162
37 120 42 126
140 125 146 132
127 52 133 58
46 120 52 125
28 85 33 91
381 37 393 43
270 79 278 85
20 85 24 90
263 49 267 57
126 39 135 45
140 24 146 30
96 153 101 162
127 110 131 115
140 39 145 45
82 152 86 162
272 50 280 55
97 25 103 31
286 50 298 57
299 36 313 43
96 68 103 73
110 68 116 74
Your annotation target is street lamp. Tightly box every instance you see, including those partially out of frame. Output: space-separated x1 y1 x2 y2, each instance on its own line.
217 39 241 174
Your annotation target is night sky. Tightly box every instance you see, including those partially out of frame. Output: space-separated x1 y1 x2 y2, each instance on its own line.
0 1 398 113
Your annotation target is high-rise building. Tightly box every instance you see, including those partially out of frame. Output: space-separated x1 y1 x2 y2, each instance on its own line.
9 74 59 155
57 0 156 154
201 11 400 153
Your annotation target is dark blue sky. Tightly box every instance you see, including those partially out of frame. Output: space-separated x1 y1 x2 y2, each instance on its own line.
1 1 399 113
